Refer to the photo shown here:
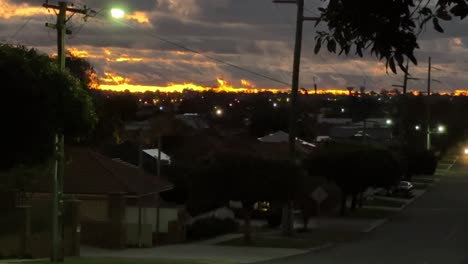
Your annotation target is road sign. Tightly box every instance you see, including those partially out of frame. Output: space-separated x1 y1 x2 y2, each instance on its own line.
310 187 328 204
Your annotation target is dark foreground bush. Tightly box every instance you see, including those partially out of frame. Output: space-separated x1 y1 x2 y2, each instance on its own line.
407 150 437 175
186 217 238 240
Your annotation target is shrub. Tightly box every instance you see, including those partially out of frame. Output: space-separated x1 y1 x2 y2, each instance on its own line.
266 213 281 228
186 217 238 240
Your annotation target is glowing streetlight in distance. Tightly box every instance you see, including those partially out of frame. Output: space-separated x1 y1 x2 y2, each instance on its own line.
386 119 393 125
437 125 445 133
415 125 421 131
273 102 278 108
110 8 125 19
215 109 223 116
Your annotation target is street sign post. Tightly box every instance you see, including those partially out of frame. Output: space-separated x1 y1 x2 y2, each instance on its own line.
310 187 328 217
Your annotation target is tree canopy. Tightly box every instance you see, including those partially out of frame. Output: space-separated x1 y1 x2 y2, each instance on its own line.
307 142 402 215
315 0 468 72
0 44 97 169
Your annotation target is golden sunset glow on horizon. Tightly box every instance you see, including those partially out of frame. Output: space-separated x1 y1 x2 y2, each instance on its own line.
99 74 288 93
96 72 359 94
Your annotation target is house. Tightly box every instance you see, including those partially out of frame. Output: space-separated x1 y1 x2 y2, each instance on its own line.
175 113 209 130
28 147 182 249
257 130 316 150
143 148 171 165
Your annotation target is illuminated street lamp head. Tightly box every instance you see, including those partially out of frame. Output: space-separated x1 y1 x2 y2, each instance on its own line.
215 109 223 116
386 119 393 125
110 8 125 19
415 125 421 131
437 125 445 133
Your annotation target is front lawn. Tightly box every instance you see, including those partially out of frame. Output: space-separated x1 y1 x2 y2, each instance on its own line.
12 258 209 264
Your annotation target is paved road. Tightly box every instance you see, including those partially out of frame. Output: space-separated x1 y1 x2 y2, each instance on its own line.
262 154 468 264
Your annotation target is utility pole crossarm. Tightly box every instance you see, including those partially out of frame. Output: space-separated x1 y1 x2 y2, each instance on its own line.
43 3 90 15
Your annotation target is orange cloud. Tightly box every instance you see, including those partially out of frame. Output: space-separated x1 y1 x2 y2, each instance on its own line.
370 62 387 75
115 57 144 62
126 11 150 24
0 1 47 19
68 48 91 58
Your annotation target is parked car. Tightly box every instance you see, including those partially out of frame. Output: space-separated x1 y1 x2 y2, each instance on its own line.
397 181 414 191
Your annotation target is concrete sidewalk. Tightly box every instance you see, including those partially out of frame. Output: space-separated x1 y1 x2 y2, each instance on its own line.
81 244 307 264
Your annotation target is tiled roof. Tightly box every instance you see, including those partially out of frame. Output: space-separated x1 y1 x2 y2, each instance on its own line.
31 147 173 195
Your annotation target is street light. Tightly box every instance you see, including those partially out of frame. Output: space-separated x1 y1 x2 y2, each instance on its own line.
110 8 125 19
386 119 393 125
415 125 421 131
426 124 446 150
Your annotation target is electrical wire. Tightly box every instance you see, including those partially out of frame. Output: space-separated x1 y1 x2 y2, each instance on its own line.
8 17 33 41
111 19 292 87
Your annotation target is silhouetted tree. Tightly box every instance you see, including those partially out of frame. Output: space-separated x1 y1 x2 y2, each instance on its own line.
0 44 96 170
314 0 468 72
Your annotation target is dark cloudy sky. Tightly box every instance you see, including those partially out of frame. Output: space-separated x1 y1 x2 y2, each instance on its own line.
2 0 468 92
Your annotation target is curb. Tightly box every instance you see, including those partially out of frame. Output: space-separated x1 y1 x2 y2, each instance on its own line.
308 242 334 251
362 218 387 233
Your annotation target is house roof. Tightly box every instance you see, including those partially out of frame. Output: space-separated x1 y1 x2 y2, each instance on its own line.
31 147 173 196
175 113 209 130
257 131 316 148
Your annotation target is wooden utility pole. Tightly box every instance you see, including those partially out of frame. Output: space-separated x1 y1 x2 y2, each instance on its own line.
426 57 432 150
273 0 317 237
392 60 420 94
42 1 94 262
313 76 318 95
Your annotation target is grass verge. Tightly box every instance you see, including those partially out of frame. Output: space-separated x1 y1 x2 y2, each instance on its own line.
411 178 435 184
345 208 396 219
412 183 429 190
11 258 208 264
363 198 406 208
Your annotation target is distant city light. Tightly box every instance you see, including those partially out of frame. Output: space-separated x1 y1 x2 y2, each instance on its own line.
386 119 393 125
273 102 278 108
216 109 223 116
341 108 345 113
229 103 233 107
437 125 445 133
415 125 421 131
286 98 290 102
159 106 163 110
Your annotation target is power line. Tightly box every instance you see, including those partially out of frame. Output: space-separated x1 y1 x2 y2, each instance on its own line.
8 17 33 41
93 17 292 87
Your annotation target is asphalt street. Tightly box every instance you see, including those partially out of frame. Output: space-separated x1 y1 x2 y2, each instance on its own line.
262 152 468 264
